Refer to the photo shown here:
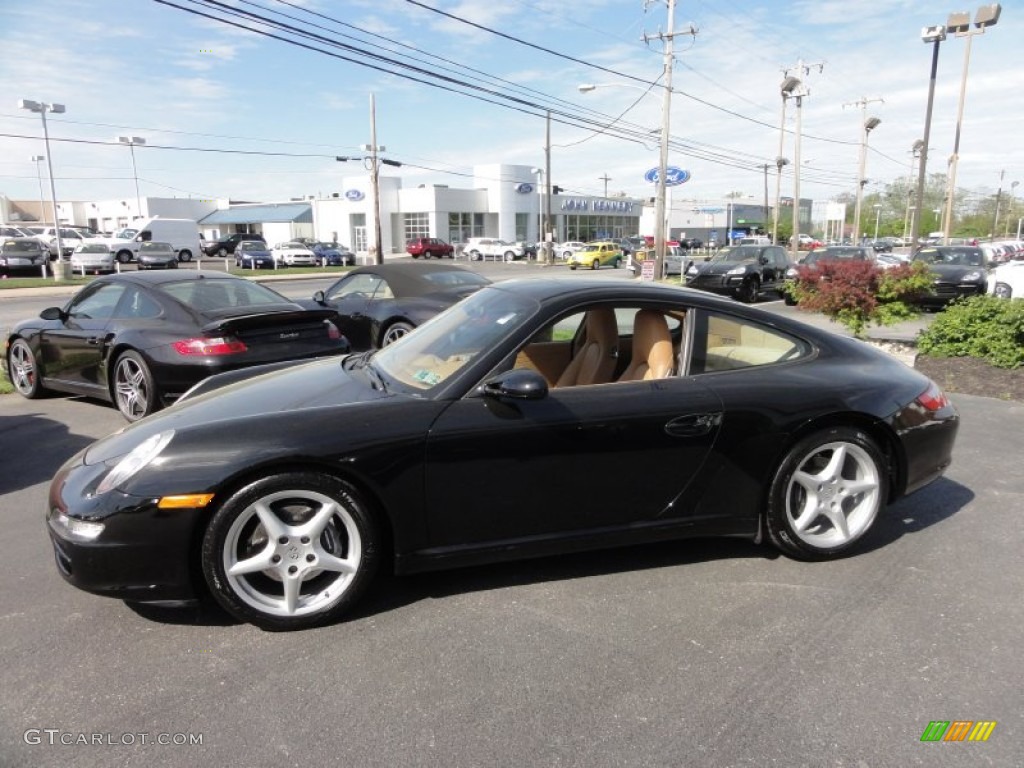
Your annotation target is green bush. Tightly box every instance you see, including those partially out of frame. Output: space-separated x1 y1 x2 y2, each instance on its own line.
917 295 1024 369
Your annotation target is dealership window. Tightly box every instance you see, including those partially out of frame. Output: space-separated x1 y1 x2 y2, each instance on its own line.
402 212 430 243
448 212 484 243
515 213 529 241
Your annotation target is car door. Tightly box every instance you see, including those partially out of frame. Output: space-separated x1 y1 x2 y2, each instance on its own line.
39 281 129 392
422 308 724 549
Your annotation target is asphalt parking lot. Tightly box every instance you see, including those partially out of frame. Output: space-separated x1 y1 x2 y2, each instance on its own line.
0 385 1020 767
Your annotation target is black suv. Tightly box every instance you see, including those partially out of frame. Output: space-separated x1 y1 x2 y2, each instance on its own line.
204 233 265 257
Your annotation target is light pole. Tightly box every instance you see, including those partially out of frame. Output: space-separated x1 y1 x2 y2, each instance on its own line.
30 155 47 225
117 136 146 220
772 156 789 244
941 4 1001 245
19 99 65 274
852 116 882 243
911 26 946 254
873 204 882 241
781 76 808 263
1007 180 1020 237
531 167 544 253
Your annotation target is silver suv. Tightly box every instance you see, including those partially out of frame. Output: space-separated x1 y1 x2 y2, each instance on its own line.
463 238 527 262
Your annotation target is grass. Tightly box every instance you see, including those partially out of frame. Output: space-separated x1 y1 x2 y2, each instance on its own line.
0 372 12 395
0 264 353 290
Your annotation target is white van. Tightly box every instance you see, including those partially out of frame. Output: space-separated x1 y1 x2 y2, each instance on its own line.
97 218 202 264
739 235 772 246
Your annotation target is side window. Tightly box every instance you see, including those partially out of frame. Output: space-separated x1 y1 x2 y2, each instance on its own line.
689 311 806 373
67 283 128 321
371 279 395 300
114 287 163 319
138 230 152 242
328 274 381 301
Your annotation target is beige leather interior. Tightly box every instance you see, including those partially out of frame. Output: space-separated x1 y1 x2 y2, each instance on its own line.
618 310 674 381
555 308 619 387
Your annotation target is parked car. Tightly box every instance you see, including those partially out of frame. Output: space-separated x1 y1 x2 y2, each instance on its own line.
988 260 1024 299
406 237 455 259
234 240 275 269
306 262 491 350
2 271 348 421
41 278 960 630
26 226 97 258
790 233 821 251
685 244 792 303
782 245 878 305
911 245 988 307
313 241 355 266
679 237 704 250
567 241 623 270
69 243 115 274
0 237 50 276
272 241 318 267
0 225 33 238
558 241 587 260
463 238 527 262
514 241 538 259
93 218 202 264
203 233 265 257
136 241 179 270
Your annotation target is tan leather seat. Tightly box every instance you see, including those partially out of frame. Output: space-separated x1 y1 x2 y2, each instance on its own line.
555 309 618 387
618 310 674 381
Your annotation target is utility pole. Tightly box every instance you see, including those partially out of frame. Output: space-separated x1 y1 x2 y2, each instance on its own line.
599 173 611 197
367 93 383 265
780 60 823 259
544 110 552 264
843 96 884 242
643 0 696 280
761 164 769 234
992 169 1004 237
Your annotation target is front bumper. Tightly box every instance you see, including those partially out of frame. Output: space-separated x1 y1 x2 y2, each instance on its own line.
46 455 204 602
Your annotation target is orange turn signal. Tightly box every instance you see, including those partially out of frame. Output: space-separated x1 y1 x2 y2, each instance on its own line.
157 494 215 509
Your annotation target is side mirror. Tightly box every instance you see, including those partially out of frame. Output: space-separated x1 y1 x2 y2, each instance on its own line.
480 369 548 400
313 290 326 305
40 306 64 321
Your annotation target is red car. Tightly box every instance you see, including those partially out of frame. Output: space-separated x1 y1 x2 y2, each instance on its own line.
405 237 454 259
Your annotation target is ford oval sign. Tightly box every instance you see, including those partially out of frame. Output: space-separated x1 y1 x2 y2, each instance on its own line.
344 189 365 201
644 167 691 186
515 183 534 194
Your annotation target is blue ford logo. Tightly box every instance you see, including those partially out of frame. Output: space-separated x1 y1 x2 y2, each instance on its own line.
344 189 365 201
515 183 534 194
644 167 691 186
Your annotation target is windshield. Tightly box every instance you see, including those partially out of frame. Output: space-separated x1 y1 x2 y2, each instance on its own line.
914 247 983 267
75 244 110 254
709 245 761 264
2 240 41 253
372 286 538 392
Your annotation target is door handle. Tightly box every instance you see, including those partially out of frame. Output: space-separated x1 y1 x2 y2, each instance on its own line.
87 337 101 346
665 412 722 437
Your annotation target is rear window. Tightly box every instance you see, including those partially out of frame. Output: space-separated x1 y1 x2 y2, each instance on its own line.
421 270 490 287
160 279 293 312
2 240 40 253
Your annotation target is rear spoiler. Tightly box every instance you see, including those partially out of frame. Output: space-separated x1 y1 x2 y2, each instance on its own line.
201 308 339 335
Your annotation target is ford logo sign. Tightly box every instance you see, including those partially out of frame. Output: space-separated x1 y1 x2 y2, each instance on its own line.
644 167 691 186
515 183 534 194
344 189 365 201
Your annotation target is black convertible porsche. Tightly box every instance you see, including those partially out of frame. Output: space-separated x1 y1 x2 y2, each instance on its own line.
45 278 959 630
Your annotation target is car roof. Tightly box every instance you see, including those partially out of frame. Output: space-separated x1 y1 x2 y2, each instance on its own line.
346 262 489 295
94 271 244 286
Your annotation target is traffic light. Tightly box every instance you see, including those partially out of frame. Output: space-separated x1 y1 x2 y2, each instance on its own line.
552 185 563 194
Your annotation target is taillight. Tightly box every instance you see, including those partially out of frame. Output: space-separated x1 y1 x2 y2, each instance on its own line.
916 381 950 411
326 322 341 340
172 337 247 356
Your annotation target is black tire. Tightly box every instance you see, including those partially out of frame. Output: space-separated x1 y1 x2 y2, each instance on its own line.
381 321 415 347
738 278 760 303
218 247 228 258
613 257 622 269
177 250 193 262
504 251 516 262
167 260 178 269
116 250 133 264
201 472 380 630
590 259 600 270
6 338 45 398
569 264 577 271
766 427 887 561
112 350 158 421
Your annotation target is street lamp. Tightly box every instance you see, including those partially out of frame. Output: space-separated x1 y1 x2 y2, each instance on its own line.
19 99 65 275
530 167 544 253
30 155 47 225
1008 180 1020 237
941 4 1001 245
781 76 808 263
911 25 946 253
853 116 881 243
117 136 146 220
873 204 882 241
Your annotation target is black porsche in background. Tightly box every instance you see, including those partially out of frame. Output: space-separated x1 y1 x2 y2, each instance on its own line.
3 271 348 421
306 262 491 349
44 279 959 630
911 245 989 307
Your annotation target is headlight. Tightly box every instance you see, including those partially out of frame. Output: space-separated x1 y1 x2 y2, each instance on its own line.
961 271 982 282
727 266 746 275
786 267 798 278
95 430 175 495
686 264 698 275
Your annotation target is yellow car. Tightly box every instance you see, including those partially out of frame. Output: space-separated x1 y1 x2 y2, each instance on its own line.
567 242 624 270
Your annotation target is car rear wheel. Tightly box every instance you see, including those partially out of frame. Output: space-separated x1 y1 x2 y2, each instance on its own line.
504 251 516 262
469 250 482 261
218 247 228 258
112 350 158 422
766 427 886 560
116 250 133 264
7 339 44 399
201 473 380 630
177 250 192 262
381 321 414 346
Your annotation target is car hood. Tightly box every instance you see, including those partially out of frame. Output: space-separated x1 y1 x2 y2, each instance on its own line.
695 261 752 276
925 263 985 280
83 356 386 465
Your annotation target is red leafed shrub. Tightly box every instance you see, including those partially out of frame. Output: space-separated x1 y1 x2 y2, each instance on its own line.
787 259 932 337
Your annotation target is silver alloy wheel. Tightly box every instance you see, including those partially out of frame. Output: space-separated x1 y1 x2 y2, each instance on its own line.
114 355 151 420
382 322 414 346
8 339 38 396
784 440 881 549
222 489 362 618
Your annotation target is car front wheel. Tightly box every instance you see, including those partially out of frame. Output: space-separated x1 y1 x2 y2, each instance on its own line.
591 259 600 270
116 250 133 264
112 350 158 421
504 251 516 262
201 473 380 630
7 339 44 398
766 427 886 560
738 278 760 303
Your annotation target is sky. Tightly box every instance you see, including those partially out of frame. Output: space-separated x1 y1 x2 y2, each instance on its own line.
1 0 1021 212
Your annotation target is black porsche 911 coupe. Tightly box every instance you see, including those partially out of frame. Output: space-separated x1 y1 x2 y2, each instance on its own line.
45 278 959 630
3 271 348 421
306 262 491 349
